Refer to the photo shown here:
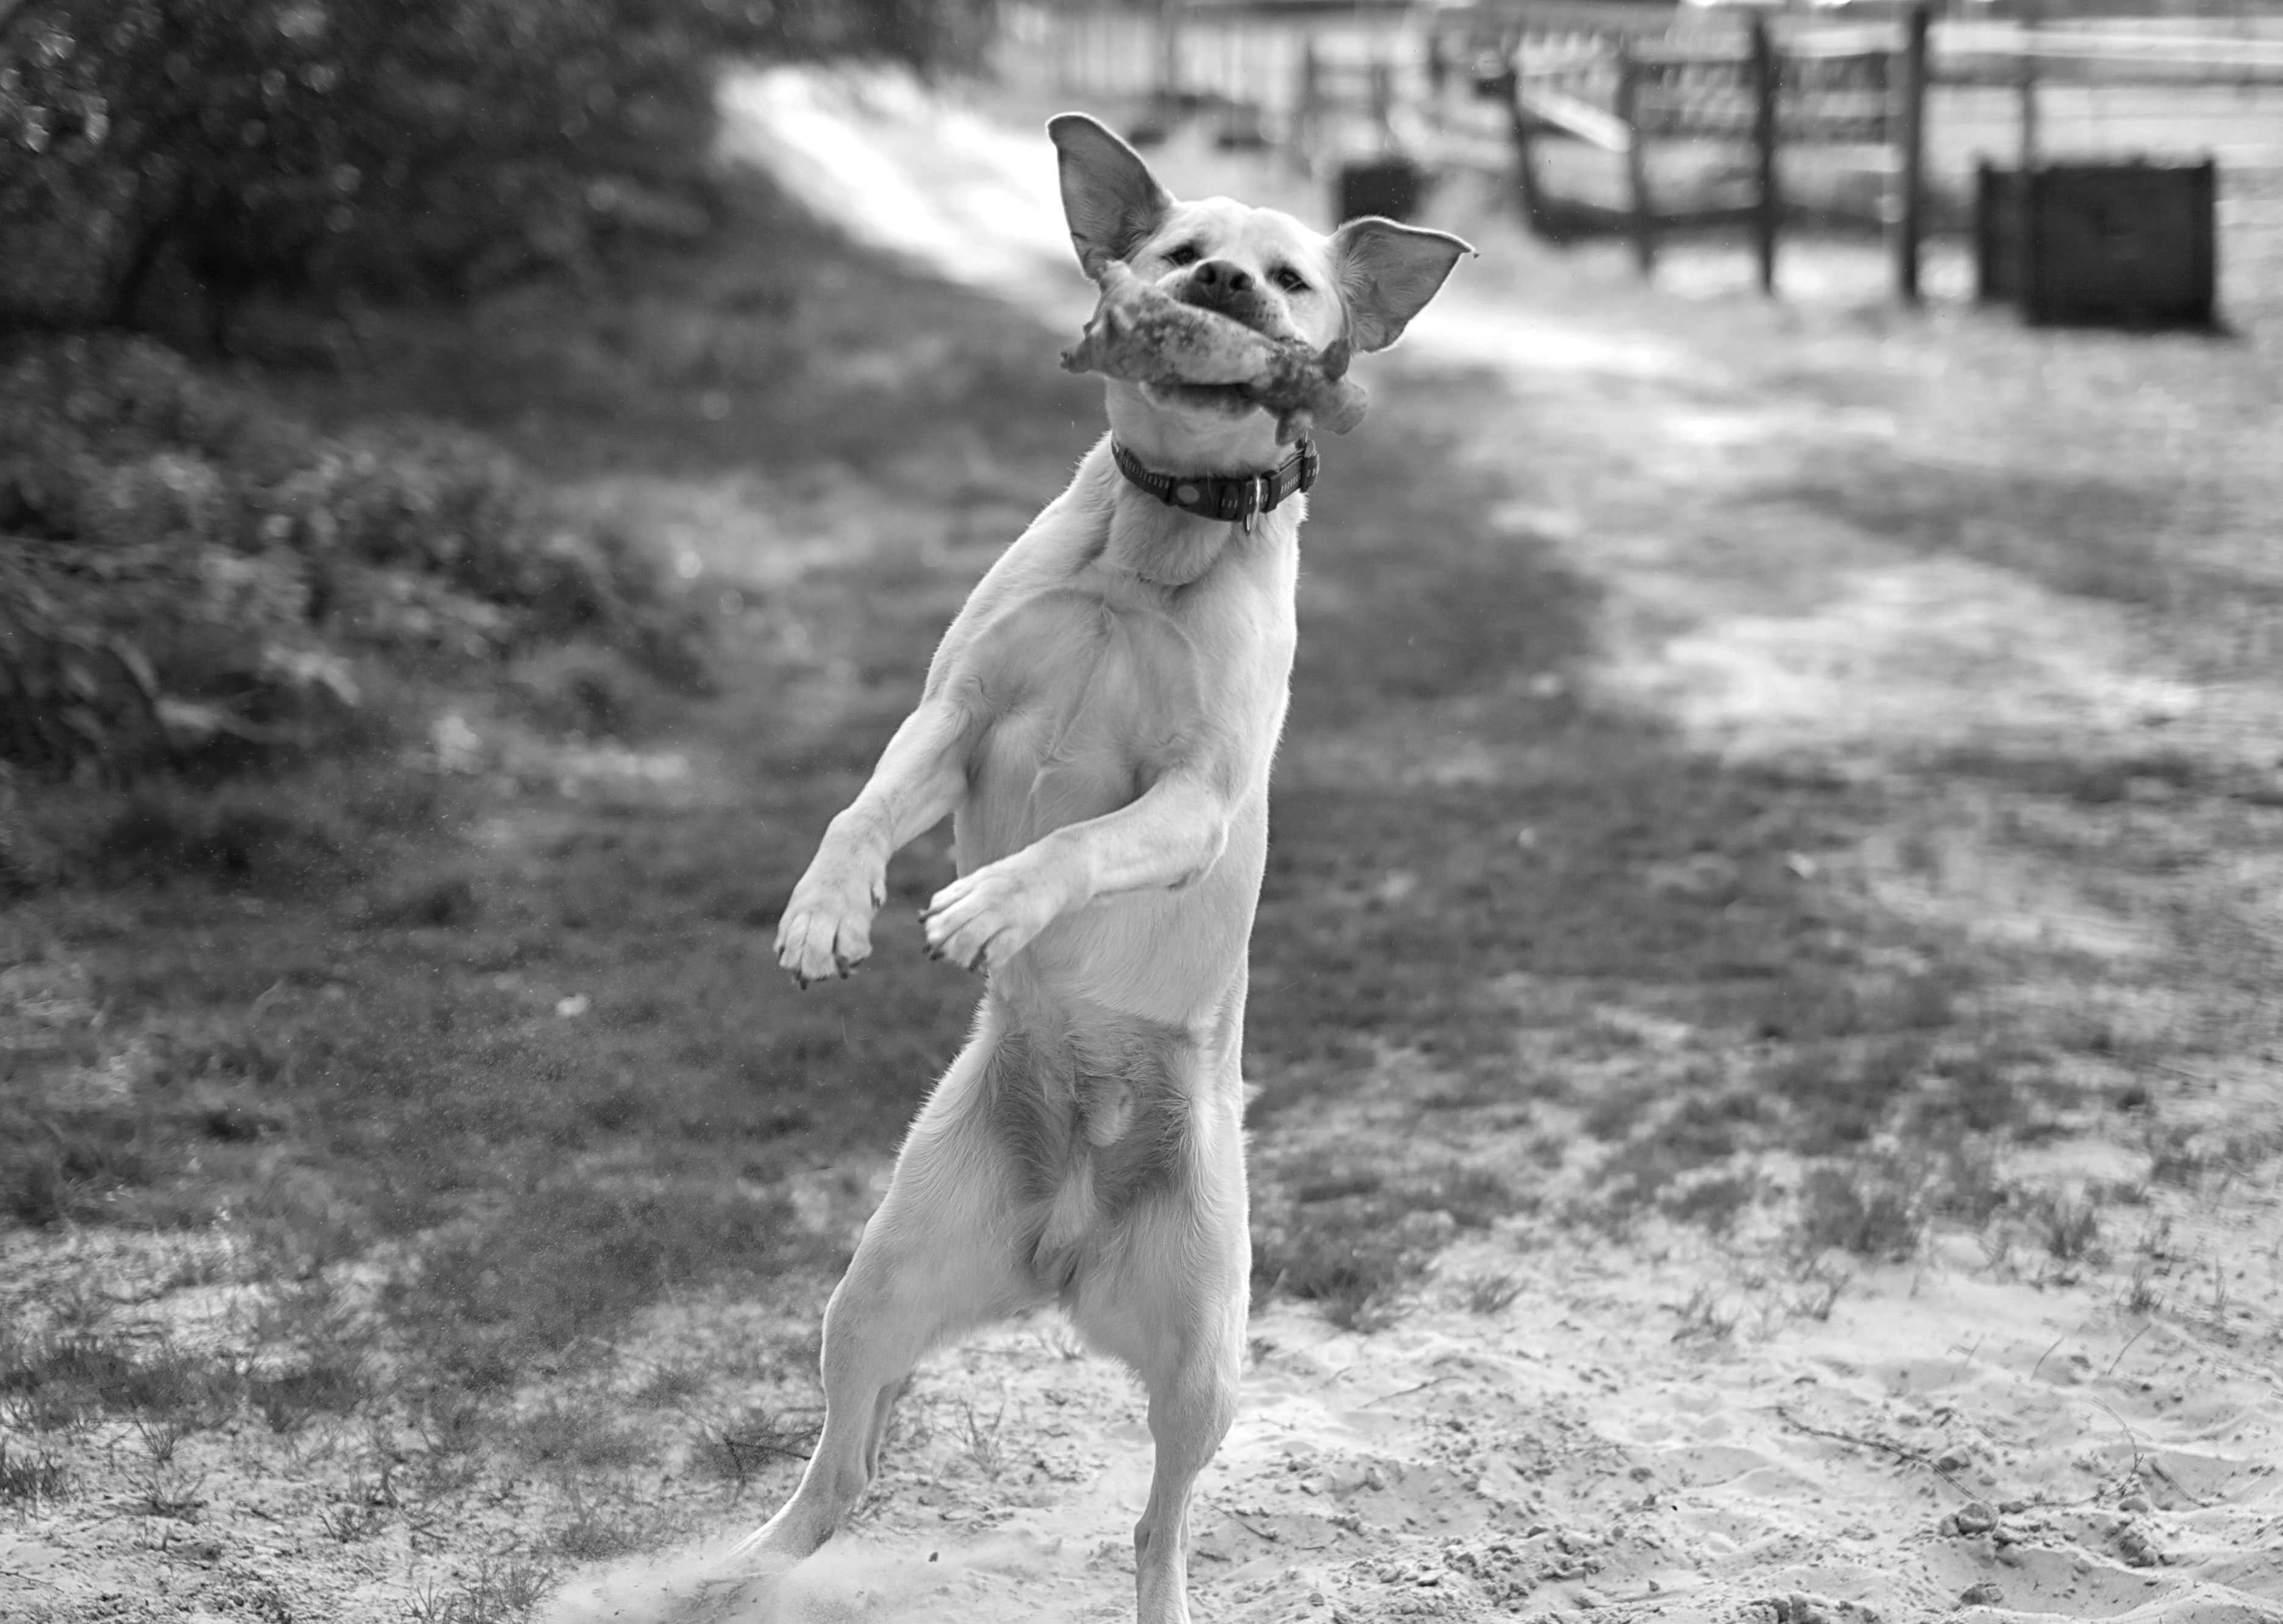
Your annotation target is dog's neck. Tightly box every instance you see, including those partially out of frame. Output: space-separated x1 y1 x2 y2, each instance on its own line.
1098 383 1296 587
1104 381 1289 476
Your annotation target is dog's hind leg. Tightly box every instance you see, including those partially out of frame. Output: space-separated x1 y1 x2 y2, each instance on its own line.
1070 1126 1248 1624
1132 1325 1240 1624
732 1046 1035 1568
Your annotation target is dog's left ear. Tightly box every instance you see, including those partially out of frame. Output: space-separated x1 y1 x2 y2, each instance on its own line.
1048 113 1174 277
1329 218 1474 353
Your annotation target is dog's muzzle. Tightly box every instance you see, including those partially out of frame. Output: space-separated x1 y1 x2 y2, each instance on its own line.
1179 258 1279 335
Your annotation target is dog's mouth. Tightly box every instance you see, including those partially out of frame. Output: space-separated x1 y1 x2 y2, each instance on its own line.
1137 380 1262 418
1171 287 1296 346
1145 299 1299 419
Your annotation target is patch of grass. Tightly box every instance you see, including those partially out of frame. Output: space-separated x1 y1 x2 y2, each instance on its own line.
90 789 364 893
693 1403 817 1494
0 1439 69 1503
1584 1104 1763 1236
0 1330 241 1431
384 1181 820 1388
319 1494 391 1544
1422 1164 1523 1230
1748 460 2209 613
1250 1152 1526 1328
1581 1084 1658 1144
507 646 664 740
362 872 483 930
1251 1213 1420 1331
957 1397 1008 1481
1923 1139 2009 1227
405 1557 556 1624
1673 1284 1740 1342
250 1352 371 1433
1765 1035 1934 1152
1915 1044 2030 1136
1791 1159 1923 1264
1662 1171 1762 1237
138 1458 207 1519
2146 1125 2210 1188
1931 746 2217 808
548 1483 653 1563
1252 1169 1503 1330
509 1398 655 1472
2028 1192 2104 1265
1733 971 1962 1044
0 1105 159 1225
132 1412 190 1466
630 1361 707 1407
1792 1262 1850 1322
1460 1272 1523 1316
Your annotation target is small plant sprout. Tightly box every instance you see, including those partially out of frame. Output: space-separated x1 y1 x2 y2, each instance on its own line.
1461 1272 1523 1316
959 1397 1008 1482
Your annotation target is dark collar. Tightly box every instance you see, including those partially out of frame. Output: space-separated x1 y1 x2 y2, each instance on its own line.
1111 440 1318 530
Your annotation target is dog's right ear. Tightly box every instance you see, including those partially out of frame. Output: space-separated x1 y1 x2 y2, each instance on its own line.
1048 113 1173 277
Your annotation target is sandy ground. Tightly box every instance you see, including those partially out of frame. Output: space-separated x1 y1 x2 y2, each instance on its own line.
542 1229 2283 1624
7 66 2281 1624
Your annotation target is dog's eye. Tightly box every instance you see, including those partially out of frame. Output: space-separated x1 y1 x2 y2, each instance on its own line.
1163 243 1201 266
1274 268 1310 294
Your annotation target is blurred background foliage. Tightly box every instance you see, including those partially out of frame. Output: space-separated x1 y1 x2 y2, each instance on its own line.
0 333 706 792
0 0 998 327
0 0 991 796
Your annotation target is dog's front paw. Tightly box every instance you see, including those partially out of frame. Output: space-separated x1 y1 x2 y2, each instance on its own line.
921 853 1074 975
775 865 884 988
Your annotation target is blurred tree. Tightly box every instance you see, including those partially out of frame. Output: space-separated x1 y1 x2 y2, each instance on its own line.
0 0 996 335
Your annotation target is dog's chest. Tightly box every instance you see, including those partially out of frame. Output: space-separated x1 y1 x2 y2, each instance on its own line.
961 585 1203 847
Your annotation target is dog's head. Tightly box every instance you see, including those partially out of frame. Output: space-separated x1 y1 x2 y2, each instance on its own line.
1049 113 1470 469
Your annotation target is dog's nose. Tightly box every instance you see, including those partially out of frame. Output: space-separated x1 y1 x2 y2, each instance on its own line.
1192 259 1253 296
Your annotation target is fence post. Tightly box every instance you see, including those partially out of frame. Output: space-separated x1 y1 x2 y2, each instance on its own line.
1370 57 1396 149
1157 0 1185 111
1504 48 1549 236
1890 2 1930 303
2015 5 2042 321
2016 10 2040 174
1292 38 1320 174
1749 16 1780 295
1613 38 1656 277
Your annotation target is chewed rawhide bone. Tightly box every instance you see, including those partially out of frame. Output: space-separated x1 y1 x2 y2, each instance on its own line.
1059 261 1368 444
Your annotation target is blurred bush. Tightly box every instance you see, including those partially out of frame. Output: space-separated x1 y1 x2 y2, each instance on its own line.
0 0 997 331
0 331 706 783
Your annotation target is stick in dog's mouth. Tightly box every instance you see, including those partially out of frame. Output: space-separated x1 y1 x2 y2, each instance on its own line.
1060 260 1368 444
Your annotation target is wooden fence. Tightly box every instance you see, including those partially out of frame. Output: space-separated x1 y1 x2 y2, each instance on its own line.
1009 2 2283 303
1440 11 1931 292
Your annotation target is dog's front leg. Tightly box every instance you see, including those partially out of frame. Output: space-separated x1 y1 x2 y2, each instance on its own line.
921 771 1232 973
777 697 971 986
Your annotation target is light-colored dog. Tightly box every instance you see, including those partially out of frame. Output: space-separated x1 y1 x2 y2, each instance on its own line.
751 114 1468 1622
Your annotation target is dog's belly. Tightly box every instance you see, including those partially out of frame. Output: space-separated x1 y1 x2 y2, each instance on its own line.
979 1007 1199 1289
956 586 1260 1019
